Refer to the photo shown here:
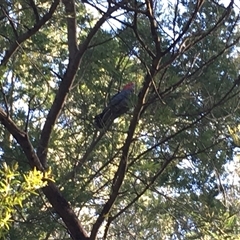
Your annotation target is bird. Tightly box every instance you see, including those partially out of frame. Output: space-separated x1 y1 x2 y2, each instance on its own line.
94 82 135 129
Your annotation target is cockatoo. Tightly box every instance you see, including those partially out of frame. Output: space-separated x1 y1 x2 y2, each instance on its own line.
95 82 135 128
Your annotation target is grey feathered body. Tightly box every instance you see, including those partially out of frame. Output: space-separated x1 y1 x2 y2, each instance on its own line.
95 88 134 128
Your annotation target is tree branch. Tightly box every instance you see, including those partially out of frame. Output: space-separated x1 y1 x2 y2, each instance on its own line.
0 0 60 66
132 7 155 58
145 0 161 55
90 51 162 239
162 0 205 55
62 0 78 57
1 5 18 38
0 108 44 170
0 107 89 240
37 2 121 168
27 0 40 22
111 147 178 222
109 76 240 221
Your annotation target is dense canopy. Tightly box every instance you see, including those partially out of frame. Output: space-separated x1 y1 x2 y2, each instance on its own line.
0 0 240 239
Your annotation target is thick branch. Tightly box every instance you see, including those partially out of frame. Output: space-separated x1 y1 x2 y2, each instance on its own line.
37 3 120 168
0 0 60 66
0 108 89 240
28 0 40 22
109 75 240 222
111 153 177 222
0 108 44 170
90 54 162 239
62 0 78 57
42 182 89 240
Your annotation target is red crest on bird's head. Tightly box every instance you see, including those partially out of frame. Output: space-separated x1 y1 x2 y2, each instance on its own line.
122 82 134 90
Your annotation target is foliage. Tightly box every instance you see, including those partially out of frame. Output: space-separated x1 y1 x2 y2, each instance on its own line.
0 162 51 239
0 0 240 239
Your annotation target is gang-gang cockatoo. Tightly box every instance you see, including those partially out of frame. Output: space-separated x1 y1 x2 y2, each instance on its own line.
94 82 135 128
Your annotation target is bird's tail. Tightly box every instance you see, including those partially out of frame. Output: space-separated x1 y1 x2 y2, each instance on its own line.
94 108 113 129
94 113 105 128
